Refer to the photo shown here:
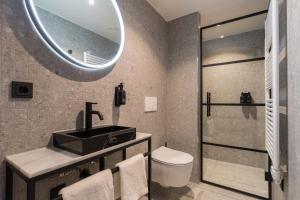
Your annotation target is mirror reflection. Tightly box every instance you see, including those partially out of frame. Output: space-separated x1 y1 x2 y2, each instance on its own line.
33 0 122 65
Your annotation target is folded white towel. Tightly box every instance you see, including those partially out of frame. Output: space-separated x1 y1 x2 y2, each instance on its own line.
116 154 148 200
59 169 114 200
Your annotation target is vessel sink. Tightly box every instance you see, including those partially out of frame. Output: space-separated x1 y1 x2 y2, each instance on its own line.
53 126 136 155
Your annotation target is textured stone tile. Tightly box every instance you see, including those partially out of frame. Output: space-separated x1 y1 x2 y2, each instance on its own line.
166 13 201 183
277 2 288 199
203 106 265 151
202 29 265 65
151 182 260 200
0 1 269 200
203 60 265 103
287 0 300 199
201 20 266 171
0 0 169 199
203 145 268 169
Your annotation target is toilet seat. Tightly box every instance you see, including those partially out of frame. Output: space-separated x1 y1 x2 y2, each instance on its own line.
152 146 193 166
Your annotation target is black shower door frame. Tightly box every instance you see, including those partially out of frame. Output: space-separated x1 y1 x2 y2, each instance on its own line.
199 10 272 200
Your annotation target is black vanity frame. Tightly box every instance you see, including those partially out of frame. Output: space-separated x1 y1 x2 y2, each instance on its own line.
6 137 152 200
200 10 272 200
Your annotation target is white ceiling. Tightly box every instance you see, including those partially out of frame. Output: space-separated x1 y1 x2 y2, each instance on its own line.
146 0 270 26
34 0 121 43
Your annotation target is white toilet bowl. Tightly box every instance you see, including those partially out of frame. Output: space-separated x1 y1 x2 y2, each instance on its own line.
152 146 193 187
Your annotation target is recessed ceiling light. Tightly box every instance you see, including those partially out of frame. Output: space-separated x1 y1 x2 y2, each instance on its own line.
220 35 224 39
88 0 94 5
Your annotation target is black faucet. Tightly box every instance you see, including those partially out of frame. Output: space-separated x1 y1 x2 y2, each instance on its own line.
85 102 104 130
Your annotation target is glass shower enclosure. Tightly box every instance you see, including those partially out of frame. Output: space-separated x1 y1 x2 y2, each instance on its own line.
200 11 272 200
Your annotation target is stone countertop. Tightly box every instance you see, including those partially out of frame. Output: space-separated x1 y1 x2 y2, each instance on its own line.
5 132 151 179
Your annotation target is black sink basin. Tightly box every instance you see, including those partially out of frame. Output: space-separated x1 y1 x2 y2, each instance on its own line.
53 126 136 155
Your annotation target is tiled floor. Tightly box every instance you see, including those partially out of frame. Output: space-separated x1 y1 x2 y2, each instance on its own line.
149 182 260 200
203 158 268 198
147 158 269 200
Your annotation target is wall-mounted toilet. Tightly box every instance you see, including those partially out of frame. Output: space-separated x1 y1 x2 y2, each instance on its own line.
152 146 194 187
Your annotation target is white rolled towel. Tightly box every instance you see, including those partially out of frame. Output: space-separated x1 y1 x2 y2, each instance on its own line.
116 154 148 200
59 169 114 200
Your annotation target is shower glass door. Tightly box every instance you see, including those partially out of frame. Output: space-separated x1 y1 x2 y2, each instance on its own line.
200 11 271 200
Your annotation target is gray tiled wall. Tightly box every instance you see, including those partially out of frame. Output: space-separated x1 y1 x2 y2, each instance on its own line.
202 60 265 104
287 0 300 200
203 106 266 152
0 0 169 199
166 13 201 183
203 145 268 169
202 27 266 168
202 29 265 65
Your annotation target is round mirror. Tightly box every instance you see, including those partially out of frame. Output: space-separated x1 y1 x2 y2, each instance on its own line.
23 0 125 71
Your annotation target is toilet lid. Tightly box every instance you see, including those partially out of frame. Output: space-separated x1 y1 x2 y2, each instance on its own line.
152 146 193 166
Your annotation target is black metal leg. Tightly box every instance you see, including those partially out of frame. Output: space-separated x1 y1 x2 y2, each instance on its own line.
27 180 35 200
99 157 105 171
148 138 152 200
268 156 272 200
6 165 13 200
122 149 127 160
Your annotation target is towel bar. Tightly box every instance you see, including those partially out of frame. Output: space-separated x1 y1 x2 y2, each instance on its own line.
53 152 150 200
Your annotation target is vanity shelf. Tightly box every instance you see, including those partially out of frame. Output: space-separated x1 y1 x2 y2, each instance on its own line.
5 132 152 200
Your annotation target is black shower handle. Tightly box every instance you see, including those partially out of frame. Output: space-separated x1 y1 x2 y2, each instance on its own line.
207 92 211 117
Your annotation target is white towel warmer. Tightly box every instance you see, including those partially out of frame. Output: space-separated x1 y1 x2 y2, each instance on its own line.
84 51 110 65
265 0 287 185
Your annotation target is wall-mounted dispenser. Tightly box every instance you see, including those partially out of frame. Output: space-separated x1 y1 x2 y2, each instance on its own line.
240 92 252 104
115 83 126 107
